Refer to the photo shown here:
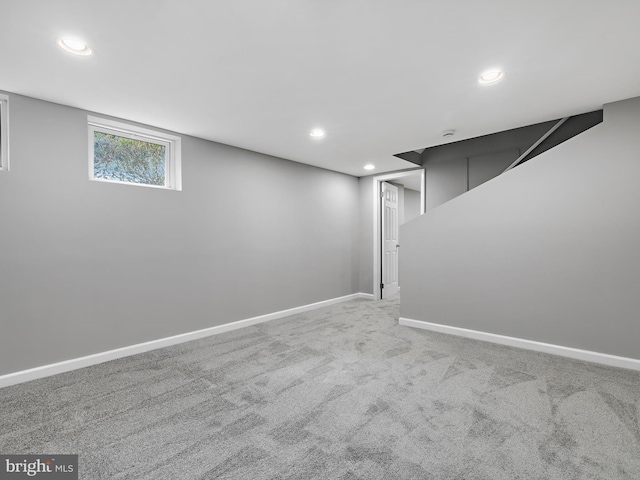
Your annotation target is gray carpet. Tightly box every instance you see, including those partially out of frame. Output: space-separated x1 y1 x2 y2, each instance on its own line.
1 295 640 479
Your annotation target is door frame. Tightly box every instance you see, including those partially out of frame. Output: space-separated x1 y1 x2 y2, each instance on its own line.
372 168 426 300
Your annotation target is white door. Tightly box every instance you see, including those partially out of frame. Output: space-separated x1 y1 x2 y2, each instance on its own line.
381 182 399 298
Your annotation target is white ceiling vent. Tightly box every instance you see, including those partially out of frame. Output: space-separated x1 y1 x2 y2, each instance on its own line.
441 129 455 138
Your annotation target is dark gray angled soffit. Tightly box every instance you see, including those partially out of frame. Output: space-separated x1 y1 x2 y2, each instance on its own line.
393 150 422 165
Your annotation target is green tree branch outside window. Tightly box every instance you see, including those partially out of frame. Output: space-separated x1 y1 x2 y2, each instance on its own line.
94 131 166 186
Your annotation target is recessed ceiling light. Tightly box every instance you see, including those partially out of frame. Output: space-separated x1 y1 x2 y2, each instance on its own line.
58 38 92 56
478 70 504 85
364 164 375 171
309 129 325 138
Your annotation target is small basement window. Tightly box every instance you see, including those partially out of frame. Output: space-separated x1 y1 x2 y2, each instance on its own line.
88 116 181 190
0 94 9 171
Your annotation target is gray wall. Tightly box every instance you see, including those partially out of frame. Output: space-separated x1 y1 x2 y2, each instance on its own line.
425 157 468 209
401 96 640 360
403 189 420 224
423 120 556 210
0 92 360 375
396 184 405 226
358 176 374 294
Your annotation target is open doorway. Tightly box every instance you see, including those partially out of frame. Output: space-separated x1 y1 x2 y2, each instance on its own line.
372 169 425 300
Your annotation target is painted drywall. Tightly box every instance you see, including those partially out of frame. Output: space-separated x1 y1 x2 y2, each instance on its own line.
401 96 640 360
423 120 556 210
403 189 420 224
425 157 468 209
0 92 360 375
468 148 520 190
358 176 374 294
395 183 405 226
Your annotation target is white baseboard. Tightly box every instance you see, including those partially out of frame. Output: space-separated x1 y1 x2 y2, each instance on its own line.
399 317 640 371
357 293 375 300
0 292 373 389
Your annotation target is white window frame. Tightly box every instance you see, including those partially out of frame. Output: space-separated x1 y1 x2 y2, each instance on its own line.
0 94 9 171
88 115 182 191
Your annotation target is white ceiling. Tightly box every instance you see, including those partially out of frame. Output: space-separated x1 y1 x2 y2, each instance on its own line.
1 0 639 177
390 172 422 193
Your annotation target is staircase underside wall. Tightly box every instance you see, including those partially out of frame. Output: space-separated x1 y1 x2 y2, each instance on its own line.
400 96 640 361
